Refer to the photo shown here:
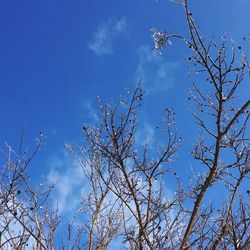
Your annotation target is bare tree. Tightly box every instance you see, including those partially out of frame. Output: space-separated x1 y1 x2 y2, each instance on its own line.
0 132 59 250
67 85 185 249
70 0 250 249
64 139 123 250
151 0 250 249
0 0 249 249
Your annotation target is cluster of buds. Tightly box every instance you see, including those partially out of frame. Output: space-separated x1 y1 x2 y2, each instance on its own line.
151 28 172 54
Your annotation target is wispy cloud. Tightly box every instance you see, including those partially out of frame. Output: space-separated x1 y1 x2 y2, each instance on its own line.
135 121 155 147
136 46 178 94
89 18 127 55
81 100 99 124
47 152 88 214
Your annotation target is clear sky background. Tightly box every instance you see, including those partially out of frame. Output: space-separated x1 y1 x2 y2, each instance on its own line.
0 0 249 229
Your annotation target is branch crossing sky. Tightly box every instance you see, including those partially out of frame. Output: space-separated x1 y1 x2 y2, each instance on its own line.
0 0 249 217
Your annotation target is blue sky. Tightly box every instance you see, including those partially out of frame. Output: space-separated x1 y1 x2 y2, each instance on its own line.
0 0 249 236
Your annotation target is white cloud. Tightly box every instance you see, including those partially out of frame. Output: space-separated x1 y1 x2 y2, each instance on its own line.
136 46 178 94
89 18 127 55
47 153 89 214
